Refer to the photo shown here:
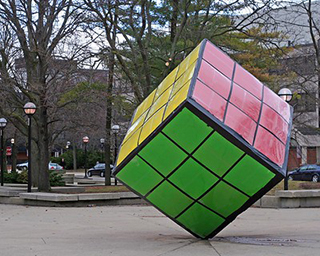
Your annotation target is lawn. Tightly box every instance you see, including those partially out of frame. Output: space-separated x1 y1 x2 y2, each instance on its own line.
84 185 130 193
267 180 320 195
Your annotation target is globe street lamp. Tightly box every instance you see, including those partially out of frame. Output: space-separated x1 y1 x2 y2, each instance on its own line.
0 118 7 186
100 138 105 162
278 88 293 190
23 102 37 192
82 136 89 178
66 141 71 149
112 125 120 185
278 88 293 102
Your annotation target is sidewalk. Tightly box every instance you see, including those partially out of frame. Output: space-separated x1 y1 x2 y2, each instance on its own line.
0 204 319 256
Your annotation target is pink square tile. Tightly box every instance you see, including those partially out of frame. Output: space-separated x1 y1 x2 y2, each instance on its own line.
192 80 227 122
203 42 234 79
224 104 257 145
198 60 231 99
260 104 289 144
254 126 285 167
263 87 291 122
230 83 261 122
234 64 263 99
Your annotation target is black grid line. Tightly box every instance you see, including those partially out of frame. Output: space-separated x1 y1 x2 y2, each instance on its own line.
143 130 214 198
137 128 256 219
193 77 287 146
184 100 282 173
222 62 237 123
138 153 226 220
161 59 198 122
187 39 207 99
252 84 265 146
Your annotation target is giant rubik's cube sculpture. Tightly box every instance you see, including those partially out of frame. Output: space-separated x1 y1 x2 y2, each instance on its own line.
113 39 293 239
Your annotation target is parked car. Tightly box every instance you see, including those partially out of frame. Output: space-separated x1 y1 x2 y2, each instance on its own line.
87 163 114 177
16 162 64 172
16 162 28 171
48 163 64 171
288 164 320 182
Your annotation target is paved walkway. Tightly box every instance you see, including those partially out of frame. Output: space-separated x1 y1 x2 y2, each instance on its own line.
0 205 319 256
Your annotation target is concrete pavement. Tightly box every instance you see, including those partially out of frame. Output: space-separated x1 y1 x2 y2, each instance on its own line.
0 205 319 256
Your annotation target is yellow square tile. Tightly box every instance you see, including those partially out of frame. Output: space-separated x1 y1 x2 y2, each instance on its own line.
155 66 179 99
122 111 148 145
139 105 166 144
117 127 141 165
132 89 156 124
177 44 200 78
146 87 172 120
163 81 190 120
171 61 196 97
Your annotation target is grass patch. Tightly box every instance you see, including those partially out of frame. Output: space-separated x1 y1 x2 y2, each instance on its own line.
84 185 130 193
267 180 320 195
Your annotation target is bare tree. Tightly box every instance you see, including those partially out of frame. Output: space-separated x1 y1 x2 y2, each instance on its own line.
0 1 83 191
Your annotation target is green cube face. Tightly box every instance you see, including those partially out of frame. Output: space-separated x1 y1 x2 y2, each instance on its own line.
116 108 278 238
114 39 292 239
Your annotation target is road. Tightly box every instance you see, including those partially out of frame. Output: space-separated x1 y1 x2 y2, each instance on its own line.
67 171 118 184
0 205 319 256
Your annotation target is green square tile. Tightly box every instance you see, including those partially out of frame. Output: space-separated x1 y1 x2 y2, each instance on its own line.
193 132 244 177
116 156 163 196
199 181 249 217
139 133 187 176
169 158 218 199
147 181 193 218
163 108 213 153
177 203 224 238
224 155 275 196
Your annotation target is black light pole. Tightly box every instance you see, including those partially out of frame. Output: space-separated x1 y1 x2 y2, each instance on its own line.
0 118 8 186
23 102 37 192
100 138 105 162
278 88 293 191
83 136 89 178
112 125 120 185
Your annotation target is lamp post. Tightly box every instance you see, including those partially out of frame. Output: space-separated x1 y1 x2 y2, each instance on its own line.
0 118 7 186
278 88 293 191
112 125 120 185
66 141 71 149
100 138 105 163
23 102 37 192
82 136 89 178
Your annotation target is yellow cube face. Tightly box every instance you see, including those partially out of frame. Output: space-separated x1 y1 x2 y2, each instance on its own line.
116 43 201 166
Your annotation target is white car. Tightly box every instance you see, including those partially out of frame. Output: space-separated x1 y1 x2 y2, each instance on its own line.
16 162 28 171
16 162 64 171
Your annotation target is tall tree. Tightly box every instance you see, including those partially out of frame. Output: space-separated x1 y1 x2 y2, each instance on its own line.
0 1 82 191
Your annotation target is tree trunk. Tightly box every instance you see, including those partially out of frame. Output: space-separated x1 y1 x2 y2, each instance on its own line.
37 106 50 191
105 50 114 186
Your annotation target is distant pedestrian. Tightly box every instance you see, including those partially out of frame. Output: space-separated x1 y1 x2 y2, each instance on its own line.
60 158 66 169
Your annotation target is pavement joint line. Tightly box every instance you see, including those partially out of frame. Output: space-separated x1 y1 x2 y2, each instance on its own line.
208 240 222 256
155 240 200 256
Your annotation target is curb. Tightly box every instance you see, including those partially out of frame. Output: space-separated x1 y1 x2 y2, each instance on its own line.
0 188 147 207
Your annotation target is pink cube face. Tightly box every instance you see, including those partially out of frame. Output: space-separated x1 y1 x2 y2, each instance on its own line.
191 40 292 168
